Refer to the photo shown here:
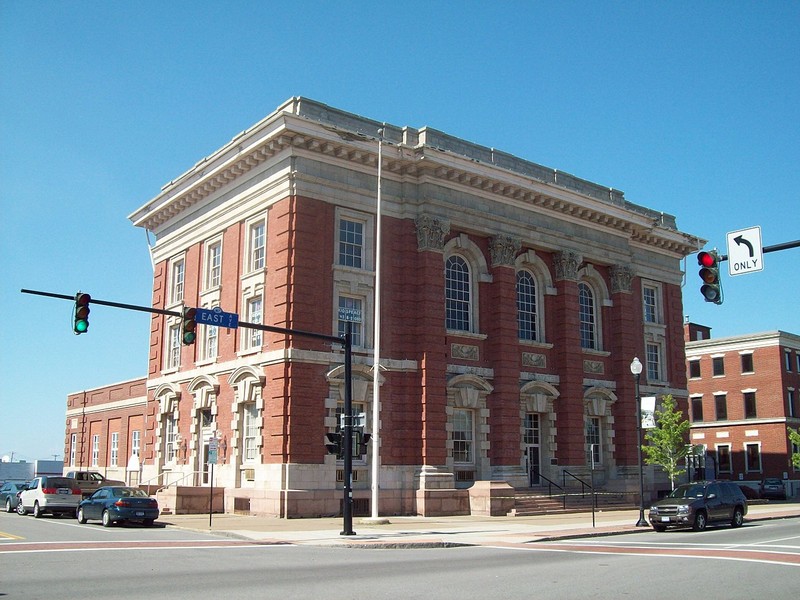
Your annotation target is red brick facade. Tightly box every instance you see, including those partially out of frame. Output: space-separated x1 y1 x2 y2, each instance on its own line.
67 98 703 516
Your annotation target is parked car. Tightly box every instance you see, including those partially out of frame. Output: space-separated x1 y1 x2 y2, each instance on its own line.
648 480 748 532
17 476 82 518
760 478 787 500
64 470 126 498
1 481 28 513
77 486 159 527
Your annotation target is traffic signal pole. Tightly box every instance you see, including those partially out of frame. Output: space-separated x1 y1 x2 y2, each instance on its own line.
20 287 357 535
717 239 800 261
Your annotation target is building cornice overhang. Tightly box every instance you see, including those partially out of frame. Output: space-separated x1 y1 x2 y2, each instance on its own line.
129 97 705 258
686 330 800 356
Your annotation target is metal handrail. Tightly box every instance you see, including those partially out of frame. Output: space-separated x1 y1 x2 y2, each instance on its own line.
562 469 592 498
139 469 205 491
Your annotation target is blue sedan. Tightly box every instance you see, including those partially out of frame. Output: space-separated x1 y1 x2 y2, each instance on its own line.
77 486 159 527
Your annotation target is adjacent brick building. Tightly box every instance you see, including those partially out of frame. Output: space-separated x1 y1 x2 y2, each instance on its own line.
66 98 703 516
685 323 800 498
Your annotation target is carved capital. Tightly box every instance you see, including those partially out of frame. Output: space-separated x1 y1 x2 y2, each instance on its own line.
489 234 521 268
610 264 634 294
415 214 450 251
553 250 582 281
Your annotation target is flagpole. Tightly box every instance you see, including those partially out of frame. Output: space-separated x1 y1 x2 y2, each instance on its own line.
370 128 384 520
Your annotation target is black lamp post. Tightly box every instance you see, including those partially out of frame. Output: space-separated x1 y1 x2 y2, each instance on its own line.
630 357 649 527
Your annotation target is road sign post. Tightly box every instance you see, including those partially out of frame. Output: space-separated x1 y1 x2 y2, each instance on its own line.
726 226 764 276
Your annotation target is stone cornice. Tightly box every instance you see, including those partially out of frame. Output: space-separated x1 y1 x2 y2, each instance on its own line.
129 97 705 258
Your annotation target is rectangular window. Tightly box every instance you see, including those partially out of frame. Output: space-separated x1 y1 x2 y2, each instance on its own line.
337 296 363 347
646 343 662 381
338 218 364 268
249 221 266 272
796 354 800 372
203 323 218 361
642 285 659 324
745 443 761 472
166 324 181 369
171 259 185 304
786 350 792 372
744 392 757 419
110 432 119 467
789 389 798 419
245 297 263 349
712 356 725 377
586 417 601 465
206 242 222 289
452 409 474 464
131 430 141 458
165 415 177 463
691 397 704 422
524 413 540 445
69 433 76 466
243 403 258 462
714 394 727 421
717 445 731 473
740 353 754 373
689 360 701 379
91 434 100 467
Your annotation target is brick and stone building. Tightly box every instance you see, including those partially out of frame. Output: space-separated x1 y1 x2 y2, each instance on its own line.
685 323 800 497
66 97 703 517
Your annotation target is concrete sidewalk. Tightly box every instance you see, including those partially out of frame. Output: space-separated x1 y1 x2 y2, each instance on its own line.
163 501 800 548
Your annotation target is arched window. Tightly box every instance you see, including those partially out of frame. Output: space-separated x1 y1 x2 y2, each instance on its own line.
445 255 471 332
579 282 597 350
516 270 539 341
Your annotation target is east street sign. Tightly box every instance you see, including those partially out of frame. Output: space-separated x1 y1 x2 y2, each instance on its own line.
726 226 764 276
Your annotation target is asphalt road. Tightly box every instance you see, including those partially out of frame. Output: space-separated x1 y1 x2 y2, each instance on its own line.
2 512 799 599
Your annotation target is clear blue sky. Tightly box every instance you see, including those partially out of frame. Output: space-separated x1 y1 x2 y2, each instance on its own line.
2 1 798 462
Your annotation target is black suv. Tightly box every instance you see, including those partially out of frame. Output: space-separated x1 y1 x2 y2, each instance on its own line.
648 481 748 532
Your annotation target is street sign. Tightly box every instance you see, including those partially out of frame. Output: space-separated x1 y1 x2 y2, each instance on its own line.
338 307 362 323
208 437 219 465
726 226 764 276
195 306 239 329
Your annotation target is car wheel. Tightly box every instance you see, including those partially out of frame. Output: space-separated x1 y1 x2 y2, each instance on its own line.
692 511 707 531
16 502 26 515
77 507 87 524
4 498 12 513
731 507 744 528
33 502 43 518
652 524 667 532
101 510 113 527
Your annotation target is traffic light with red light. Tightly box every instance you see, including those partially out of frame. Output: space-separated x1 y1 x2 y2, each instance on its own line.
697 250 723 305
182 306 197 345
73 292 91 334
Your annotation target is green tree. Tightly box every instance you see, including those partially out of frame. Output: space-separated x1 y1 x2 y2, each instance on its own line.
788 427 800 469
642 394 692 490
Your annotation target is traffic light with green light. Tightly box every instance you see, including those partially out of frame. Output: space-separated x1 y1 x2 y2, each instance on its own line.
182 307 197 345
698 250 723 305
73 292 91 334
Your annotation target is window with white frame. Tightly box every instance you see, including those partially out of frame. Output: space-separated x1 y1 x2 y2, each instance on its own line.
110 432 118 467
716 444 731 473
91 434 100 467
785 350 792 372
689 360 701 379
243 402 259 462
69 433 76 466
203 321 218 361
166 323 181 369
248 219 266 272
740 352 754 373
789 389 798 418
642 283 660 324
578 282 598 350
244 296 263 350
165 414 177 463
745 443 761 472
337 295 363 347
715 393 727 420
452 408 474 464
338 218 364 269
205 241 222 289
744 391 757 419
646 342 662 381
445 255 471 332
170 259 185 305
586 417 601 465
131 430 141 457
516 270 539 341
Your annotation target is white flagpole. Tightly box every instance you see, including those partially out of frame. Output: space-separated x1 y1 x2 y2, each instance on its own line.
370 128 384 519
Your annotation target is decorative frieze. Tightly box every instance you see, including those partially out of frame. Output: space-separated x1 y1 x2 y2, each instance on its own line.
521 352 547 369
610 264 634 294
415 214 450 251
488 234 521 268
553 250 582 281
583 359 604 375
451 343 479 361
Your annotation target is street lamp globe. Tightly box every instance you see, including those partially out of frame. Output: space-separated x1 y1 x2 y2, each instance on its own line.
630 357 643 377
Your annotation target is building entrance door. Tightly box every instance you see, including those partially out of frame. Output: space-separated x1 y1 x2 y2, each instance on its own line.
524 413 541 486
526 445 541 486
